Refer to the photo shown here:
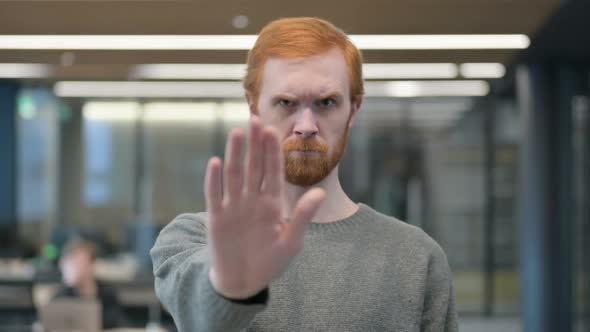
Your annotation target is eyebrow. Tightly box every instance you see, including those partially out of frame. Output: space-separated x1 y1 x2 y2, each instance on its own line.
318 92 343 100
270 93 297 102
271 91 343 99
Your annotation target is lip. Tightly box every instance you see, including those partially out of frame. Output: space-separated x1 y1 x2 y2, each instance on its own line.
290 150 320 154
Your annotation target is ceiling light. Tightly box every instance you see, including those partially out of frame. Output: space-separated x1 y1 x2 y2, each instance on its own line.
0 63 51 78
132 63 459 80
131 64 247 80
232 15 249 30
365 80 489 97
82 101 140 121
363 63 458 79
351 35 529 50
460 63 506 78
0 35 257 50
131 63 504 80
0 34 529 50
57 80 489 98
54 81 244 98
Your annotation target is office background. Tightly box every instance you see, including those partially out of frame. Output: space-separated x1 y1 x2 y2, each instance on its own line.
0 0 588 331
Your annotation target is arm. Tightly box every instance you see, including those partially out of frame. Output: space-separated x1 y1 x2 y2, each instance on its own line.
421 243 459 332
150 213 267 332
151 118 324 332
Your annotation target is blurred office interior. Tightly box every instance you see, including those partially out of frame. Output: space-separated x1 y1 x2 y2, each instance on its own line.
0 0 588 331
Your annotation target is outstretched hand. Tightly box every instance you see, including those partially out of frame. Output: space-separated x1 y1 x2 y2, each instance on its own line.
205 117 325 299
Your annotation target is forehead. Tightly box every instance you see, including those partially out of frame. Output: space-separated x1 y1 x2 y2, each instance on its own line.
260 47 349 97
65 247 92 259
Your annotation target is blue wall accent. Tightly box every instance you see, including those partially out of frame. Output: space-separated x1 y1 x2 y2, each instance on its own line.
0 81 18 226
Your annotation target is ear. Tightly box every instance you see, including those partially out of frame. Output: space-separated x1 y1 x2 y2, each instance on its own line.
347 95 364 128
245 91 257 116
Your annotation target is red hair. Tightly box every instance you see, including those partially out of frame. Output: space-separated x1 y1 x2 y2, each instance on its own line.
244 17 364 109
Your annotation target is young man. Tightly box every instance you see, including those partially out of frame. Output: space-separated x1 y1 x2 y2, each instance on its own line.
150 17 458 331
54 238 126 329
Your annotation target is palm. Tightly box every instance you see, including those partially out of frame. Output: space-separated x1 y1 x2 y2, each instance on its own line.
205 117 325 299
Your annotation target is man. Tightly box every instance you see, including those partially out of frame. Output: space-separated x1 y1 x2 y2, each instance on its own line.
53 238 126 329
150 17 458 331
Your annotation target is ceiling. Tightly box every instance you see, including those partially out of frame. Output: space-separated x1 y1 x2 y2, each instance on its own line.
519 0 590 62
0 0 561 81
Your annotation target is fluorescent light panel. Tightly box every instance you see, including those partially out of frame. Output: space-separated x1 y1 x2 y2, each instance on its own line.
83 101 140 121
0 35 257 50
0 62 505 80
133 63 461 80
57 80 489 98
365 80 489 97
460 63 506 78
82 101 250 123
131 64 248 80
0 34 529 50
54 81 244 98
351 35 529 50
0 63 51 78
132 63 504 80
363 63 457 79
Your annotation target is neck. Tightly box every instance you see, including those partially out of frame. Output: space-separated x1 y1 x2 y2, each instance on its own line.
283 166 358 223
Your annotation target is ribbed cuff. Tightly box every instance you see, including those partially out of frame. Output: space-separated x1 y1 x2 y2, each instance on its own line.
198 266 267 327
223 287 269 305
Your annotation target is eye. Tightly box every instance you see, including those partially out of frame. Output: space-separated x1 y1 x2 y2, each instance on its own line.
278 99 295 108
318 98 337 108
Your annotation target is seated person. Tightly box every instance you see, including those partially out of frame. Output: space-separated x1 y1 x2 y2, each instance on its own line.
52 237 127 329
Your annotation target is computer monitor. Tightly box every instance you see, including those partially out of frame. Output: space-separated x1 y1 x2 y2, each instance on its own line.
39 298 101 332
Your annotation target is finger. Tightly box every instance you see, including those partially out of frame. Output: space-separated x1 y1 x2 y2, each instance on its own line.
245 117 264 193
205 157 223 214
282 188 326 251
223 128 245 200
262 127 283 196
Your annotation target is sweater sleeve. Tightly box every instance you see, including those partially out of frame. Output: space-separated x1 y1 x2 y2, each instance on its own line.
150 213 267 332
421 241 459 332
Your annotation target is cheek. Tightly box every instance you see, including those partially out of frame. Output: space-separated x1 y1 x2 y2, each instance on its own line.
257 102 277 123
326 113 350 139
62 262 79 283
259 111 292 137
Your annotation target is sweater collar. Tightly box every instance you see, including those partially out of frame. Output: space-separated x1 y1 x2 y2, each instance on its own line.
305 203 375 236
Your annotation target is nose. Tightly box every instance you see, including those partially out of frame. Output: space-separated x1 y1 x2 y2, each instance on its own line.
293 108 318 138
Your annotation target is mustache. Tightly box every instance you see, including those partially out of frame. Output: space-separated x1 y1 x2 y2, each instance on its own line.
282 138 328 153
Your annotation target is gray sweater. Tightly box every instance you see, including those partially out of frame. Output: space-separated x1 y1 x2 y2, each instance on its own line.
150 204 458 332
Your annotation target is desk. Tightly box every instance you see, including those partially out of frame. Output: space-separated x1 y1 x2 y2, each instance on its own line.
30 323 169 332
105 325 168 332
1 275 175 331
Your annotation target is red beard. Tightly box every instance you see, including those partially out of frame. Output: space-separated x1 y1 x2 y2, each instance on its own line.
282 125 349 187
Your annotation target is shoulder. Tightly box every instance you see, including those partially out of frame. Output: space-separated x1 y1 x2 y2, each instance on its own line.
361 204 448 259
150 211 210 269
155 212 209 244
166 212 209 231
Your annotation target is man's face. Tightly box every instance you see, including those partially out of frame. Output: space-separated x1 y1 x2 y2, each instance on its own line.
253 47 360 187
59 249 94 287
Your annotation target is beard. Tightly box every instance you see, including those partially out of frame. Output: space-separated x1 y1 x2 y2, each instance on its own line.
282 125 350 187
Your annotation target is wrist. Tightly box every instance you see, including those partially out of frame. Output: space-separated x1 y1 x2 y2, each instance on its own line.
209 267 261 300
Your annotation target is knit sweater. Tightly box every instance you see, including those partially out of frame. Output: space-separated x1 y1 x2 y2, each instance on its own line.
150 203 458 332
